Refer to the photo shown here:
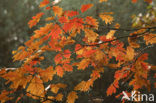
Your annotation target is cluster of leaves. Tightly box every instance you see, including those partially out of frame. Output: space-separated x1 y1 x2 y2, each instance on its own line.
0 0 156 103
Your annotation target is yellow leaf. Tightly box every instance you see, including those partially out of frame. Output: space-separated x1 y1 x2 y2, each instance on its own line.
27 76 44 97
84 29 98 42
106 30 116 39
67 91 78 103
99 14 113 24
126 46 134 60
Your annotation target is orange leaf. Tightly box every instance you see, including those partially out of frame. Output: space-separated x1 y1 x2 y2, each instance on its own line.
128 34 140 48
99 14 114 24
59 16 69 23
55 53 63 64
81 4 93 13
90 70 100 79
63 49 71 58
45 17 54 21
55 93 63 101
39 0 50 8
138 53 148 61
51 83 67 94
126 46 134 60
99 0 108 3
77 59 90 70
67 91 78 103
144 34 156 45
0 69 6 75
132 0 137 3
28 12 44 28
27 76 44 97
56 65 64 77
74 79 94 92
0 90 13 103
65 10 79 17
75 44 82 51
106 30 116 39
85 16 99 30
63 64 73 72
38 66 56 82
52 6 63 16
84 29 98 42
106 84 116 96
2 70 32 89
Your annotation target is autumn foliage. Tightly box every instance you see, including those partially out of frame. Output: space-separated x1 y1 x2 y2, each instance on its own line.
0 0 156 103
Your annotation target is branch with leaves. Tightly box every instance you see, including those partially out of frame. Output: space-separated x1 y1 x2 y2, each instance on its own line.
0 0 156 103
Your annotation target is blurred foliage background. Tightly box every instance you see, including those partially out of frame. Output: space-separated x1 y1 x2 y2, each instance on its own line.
0 0 155 103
